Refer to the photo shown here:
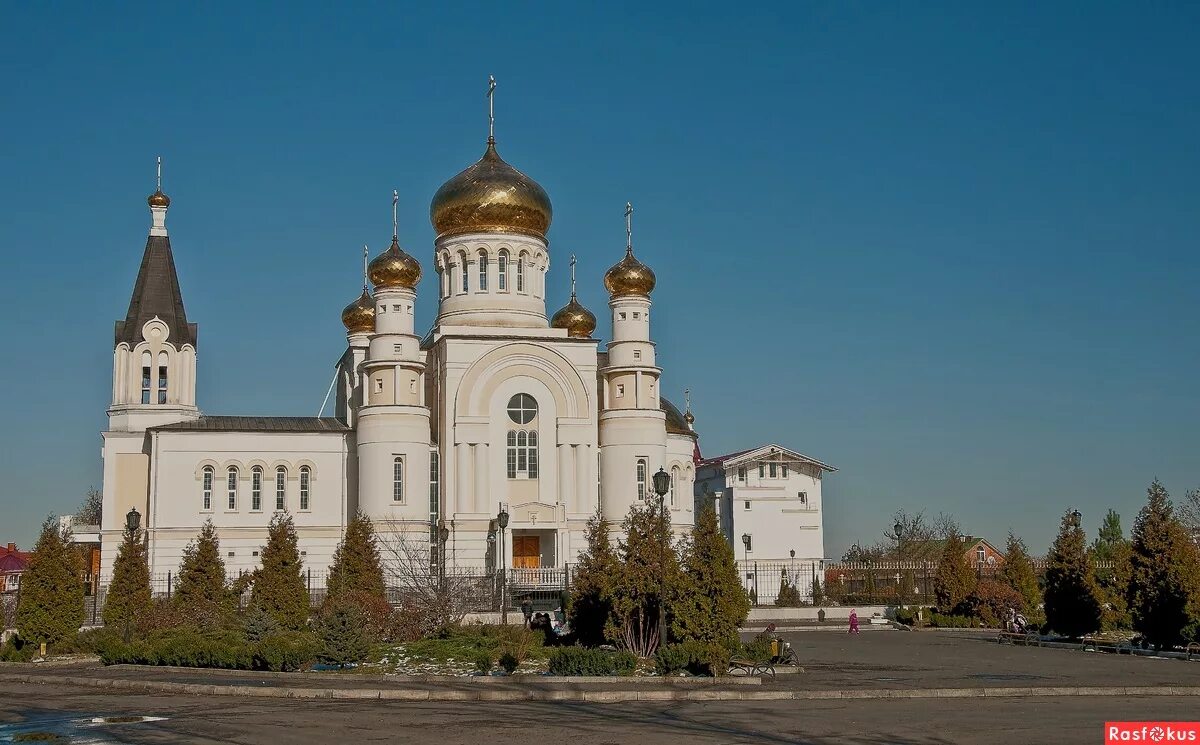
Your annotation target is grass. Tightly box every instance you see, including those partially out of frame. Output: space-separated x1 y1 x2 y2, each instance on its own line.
355 624 554 675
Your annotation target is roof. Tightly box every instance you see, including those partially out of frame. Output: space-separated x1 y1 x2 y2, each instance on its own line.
115 234 197 349
151 416 350 433
0 545 30 573
700 444 836 472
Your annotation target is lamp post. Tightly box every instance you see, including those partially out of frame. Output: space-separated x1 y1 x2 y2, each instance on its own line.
789 548 796 589
125 507 141 533
741 533 752 598
438 520 450 584
1071 509 1082 528
652 467 671 645
497 506 510 624
894 520 904 608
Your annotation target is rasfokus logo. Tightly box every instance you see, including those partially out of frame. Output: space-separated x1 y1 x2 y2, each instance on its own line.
1106 723 1200 743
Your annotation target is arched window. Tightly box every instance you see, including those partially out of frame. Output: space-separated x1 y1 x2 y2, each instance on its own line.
516 255 527 293
141 351 152 404
157 351 169 404
478 250 488 291
498 250 509 291
251 466 263 511
460 253 469 293
275 466 287 511
428 450 439 515
636 459 648 501
670 466 680 507
299 466 311 510
202 466 214 510
393 457 404 503
442 262 450 298
506 430 538 479
227 466 238 510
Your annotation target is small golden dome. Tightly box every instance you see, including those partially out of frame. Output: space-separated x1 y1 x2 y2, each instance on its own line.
341 288 375 334
148 189 171 208
430 141 552 241
550 295 597 338
368 237 422 290
603 248 656 297
685 410 696 426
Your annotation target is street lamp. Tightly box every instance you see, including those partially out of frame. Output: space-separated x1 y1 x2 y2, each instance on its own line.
438 520 450 583
126 507 141 533
497 506 510 624
894 521 904 608
652 467 671 644
1071 509 1082 528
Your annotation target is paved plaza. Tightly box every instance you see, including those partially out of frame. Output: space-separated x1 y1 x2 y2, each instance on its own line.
3 632 1199 744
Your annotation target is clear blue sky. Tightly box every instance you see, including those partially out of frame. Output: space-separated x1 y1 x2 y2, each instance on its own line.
1 2 1196 556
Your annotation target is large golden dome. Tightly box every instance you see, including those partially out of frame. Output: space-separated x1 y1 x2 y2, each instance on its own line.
368 237 422 290
341 288 375 334
550 295 597 338
604 248 656 297
430 141 552 241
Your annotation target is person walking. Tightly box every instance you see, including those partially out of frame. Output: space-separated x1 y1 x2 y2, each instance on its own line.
520 596 533 628
849 609 860 635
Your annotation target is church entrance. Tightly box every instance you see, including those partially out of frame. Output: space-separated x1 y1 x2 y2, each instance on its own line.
512 535 541 568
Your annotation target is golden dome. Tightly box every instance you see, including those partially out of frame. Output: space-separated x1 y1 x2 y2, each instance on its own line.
550 295 597 338
341 288 375 334
430 141 552 241
368 237 422 290
603 248 656 297
685 409 696 426
147 189 171 208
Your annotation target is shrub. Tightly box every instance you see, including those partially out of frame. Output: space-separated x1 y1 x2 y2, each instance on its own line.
929 613 975 628
316 601 372 667
654 641 731 677
253 632 319 672
337 590 397 642
474 652 493 674
775 580 803 608
0 636 36 662
894 607 920 626
498 651 519 674
242 604 281 644
654 643 692 675
739 636 772 663
547 647 636 676
964 580 1025 627
100 629 255 669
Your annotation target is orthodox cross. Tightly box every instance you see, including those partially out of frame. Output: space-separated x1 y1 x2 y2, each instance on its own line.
155 156 162 192
487 75 496 143
625 201 634 253
392 189 399 239
569 254 577 297
685 387 691 412
362 245 369 291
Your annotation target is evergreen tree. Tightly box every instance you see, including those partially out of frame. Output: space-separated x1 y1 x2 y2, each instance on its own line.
1089 510 1132 630
611 502 685 657
173 520 233 629
933 532 976 613
1043 510 1102 638
672 504 750 646
242 603 281 643
326 512 386 602
249 512 310 630
316 601 372 667
1128 480 1200 648
811 575 824 606
15 516 85 649
569 513 620 647
999 532 1040 611
101 522 152 638
1091 509 1126 562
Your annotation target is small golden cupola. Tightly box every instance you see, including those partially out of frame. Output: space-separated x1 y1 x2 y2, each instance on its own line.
550 254 597 338
603 202 656 297
341 288 375 334
369 236 423 290
147 189 170 208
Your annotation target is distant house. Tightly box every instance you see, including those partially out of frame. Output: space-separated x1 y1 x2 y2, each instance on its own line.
0 543 31 594
905 536 1004 568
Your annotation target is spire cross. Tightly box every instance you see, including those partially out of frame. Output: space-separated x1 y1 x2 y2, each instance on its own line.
156 156 162 192
569 254 577 297
625 201 634 253
362 245 369 291
685 387 691 412
392 189 399 239
487 75 496 144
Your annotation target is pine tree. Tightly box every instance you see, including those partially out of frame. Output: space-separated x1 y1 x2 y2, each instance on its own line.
102 522 152 638
933 532 976 613
326 512 386 602
999 532 1040 611
173 520 233 629
1089 509 1132 630
1128 480 1200 648
15 516 85 649
569 513 620 647
611 502 685 657
249 512 310 631
1043 510 1102 638
671 504 750 647
316 601 372 667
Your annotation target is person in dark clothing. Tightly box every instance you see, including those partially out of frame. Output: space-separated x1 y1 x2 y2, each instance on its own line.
520 596 533 628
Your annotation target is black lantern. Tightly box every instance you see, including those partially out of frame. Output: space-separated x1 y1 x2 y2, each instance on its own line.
741 533 751 551
789 549 795 559
652 467 670 497
894 521 903 539
438 521 450 544
125 507 141 533
1071 509 1082 527
498 507 510 530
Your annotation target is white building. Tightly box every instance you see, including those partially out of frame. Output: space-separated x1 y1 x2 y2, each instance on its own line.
98 112 716 584
695 445 836 589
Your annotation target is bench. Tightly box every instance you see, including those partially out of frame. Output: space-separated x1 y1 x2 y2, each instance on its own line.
1186 643 1200 661
1082 636 1135 655
729 658 775 677
998 631 1037 646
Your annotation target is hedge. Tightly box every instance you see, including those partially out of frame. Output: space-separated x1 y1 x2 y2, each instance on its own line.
547 647 636 676
655 641 734 677
99 629 319 671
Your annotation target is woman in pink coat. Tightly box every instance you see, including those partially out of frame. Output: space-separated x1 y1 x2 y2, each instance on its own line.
849 609 860 634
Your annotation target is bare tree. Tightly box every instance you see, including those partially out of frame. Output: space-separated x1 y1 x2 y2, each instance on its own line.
931 512 961 541
374 527 486 638
1179 488 1200 542
76 487 102 526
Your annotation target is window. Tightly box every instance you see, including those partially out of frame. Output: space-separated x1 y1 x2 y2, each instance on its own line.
737 467 746 482
394 343 403 354
227 466 238 510
670 466 680 507
498 250 508 290
798 491 807 505
633 312 640 319
380 305 386 313
442 265 450 298
636 458 648 501
507 393 537 424
429 450 440 516
782 464 789 478
251 466 263 511
275 467 287 510
633 350 641 360
507 430 538 479
619 312 626 320
202 466 213 510
769 463 777 478
517 256 526 292
744 500 751 510
616 384 624 398
141 352 152 404
758 464 765 478
461 254 469 293
478 250 488 290
976 547 985 564
393 457 404 503
299 466 311 510
157 352 169 404
374 378 384 394
744 535 753 552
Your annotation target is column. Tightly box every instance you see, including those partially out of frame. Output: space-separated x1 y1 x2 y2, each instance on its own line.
474 443 488 513
455 442 470 517
575 444 590 515
557 444 570 508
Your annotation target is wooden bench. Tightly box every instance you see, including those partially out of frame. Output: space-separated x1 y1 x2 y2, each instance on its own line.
1082 636 1135 655
728 658 775 677
1186 642 1200 661
998 631 1037 646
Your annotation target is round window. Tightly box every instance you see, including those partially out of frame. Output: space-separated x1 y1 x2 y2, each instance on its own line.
507 393 537 424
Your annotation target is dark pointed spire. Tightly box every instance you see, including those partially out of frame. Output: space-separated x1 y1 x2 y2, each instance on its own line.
115 189 196 349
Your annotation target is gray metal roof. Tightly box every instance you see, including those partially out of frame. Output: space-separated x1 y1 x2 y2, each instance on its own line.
151 416 350 433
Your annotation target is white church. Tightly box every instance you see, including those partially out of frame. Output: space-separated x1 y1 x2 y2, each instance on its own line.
97 92 835 585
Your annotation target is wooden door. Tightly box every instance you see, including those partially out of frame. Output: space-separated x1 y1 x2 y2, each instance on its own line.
513 536 540 568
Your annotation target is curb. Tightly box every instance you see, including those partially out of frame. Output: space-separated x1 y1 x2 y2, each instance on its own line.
4 673 1200 703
